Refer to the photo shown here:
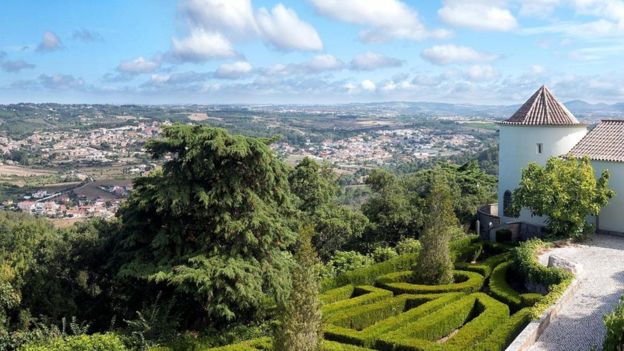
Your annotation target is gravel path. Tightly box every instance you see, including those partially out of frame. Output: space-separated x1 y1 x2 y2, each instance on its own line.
529 235 624 351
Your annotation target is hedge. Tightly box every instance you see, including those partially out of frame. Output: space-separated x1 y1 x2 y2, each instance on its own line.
18 334 127 351
375 294 509 351
474 308 532 351
511 239 574 319
376 294 478 348
321 284 359 305
489 262 523 310
455 253 510 278
321 254 419 291
205 338 377 351
376 270 485 295
324 293 464 347
322 285 393 317
442 293 509 350
321 236 482 292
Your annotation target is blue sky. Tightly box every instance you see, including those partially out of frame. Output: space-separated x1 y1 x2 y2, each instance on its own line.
1 0 624 104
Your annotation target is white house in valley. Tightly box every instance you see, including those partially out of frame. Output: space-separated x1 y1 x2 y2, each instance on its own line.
479 85 624 238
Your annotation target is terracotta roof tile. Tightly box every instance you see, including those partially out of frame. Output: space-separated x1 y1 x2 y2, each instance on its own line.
500 85 580 125
569 120 624 163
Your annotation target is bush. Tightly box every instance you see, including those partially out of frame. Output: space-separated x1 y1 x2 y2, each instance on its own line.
520 293 543 307
489 262 523 310
395 238 421 256
371 247 398 263
204 337 272 350
321 286 393 317
455 253 510 278
495 229 512 243
323 293 463 347
327 251 375 277
603 295 624 351
321 254 419 291
376 270 485 295
511 239 573 318
18 333 127 351
474 308 532 351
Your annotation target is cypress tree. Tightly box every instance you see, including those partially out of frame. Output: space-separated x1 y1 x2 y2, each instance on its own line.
274 226 323 351
413 170 457 285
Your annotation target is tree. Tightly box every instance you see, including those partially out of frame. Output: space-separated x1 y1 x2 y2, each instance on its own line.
510 156 614 239
413 170 457 285
109 125 298 327
273 226 323 351
289 158 368 261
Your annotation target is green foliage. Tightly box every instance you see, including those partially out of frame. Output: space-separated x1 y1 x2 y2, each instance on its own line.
376 270 485 295
474 308 532 351
511 239 574 319
110 125 298 327
18 333 127 351
413 171 456 285
394 239 421 256
510 156 615 239
362 162 495 247
274 227 323 351
289 158 368 261
324 251 374 278
321 286 393 317
495 229 512 243
370 247 398 263
321 254 419 291
455 253 510 278
488 262 537 311
603 295 624 351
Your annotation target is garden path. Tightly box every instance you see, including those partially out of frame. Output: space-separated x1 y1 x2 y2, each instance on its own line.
529 235 624 351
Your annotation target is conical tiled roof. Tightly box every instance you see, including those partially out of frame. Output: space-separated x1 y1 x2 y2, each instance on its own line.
501 85 580 125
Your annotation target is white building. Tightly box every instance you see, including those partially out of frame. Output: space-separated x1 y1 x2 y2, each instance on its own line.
492 85 624 237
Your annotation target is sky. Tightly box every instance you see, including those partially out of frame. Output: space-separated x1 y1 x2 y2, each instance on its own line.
1 0 624 105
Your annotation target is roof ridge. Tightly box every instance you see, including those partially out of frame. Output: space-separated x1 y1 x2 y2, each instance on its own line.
501 85 580 126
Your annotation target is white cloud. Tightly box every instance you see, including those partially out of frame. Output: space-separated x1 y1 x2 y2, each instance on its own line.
439 1 517 31
173 0 323 59
256 4 323 51
361 79 376 92
178 0 258 39
38 74 84 90
215 61 253 79
171 29 236 61
310 0 451 42
305 54 344 72
37 31 62 52
530 64 546 75
466 64 499 81
117 57 160 74
518 0 561 17
350 52 403 71
421 45 497 65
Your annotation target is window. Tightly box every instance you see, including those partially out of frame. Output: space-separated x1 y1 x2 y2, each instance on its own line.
503 190 512 217
537 143 543 154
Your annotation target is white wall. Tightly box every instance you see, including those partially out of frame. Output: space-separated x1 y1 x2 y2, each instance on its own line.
498 124 588 225
590 161 624 234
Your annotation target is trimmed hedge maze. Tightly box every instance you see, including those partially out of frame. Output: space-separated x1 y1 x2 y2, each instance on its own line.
207 239 571 351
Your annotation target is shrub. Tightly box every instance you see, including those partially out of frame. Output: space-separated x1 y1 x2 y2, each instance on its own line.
455 253 510 278
18 333 127 351
376 270 484 295
413 173 456 285
489 262 523 310
371 247 398 263
327 251 374 277
204 337 272 350
474 308 532 351
395 238 421 255
322 286 393 317
520 293 542 307
511 239 574 318
495 229 512 243
321 254 419 291
603 295 624 351
324 293 463 347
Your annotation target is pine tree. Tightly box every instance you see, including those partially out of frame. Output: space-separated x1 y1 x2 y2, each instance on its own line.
274 226 323 351
413 170 457 285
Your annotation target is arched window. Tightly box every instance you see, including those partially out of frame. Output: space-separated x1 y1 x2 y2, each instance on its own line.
503 190 512 217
